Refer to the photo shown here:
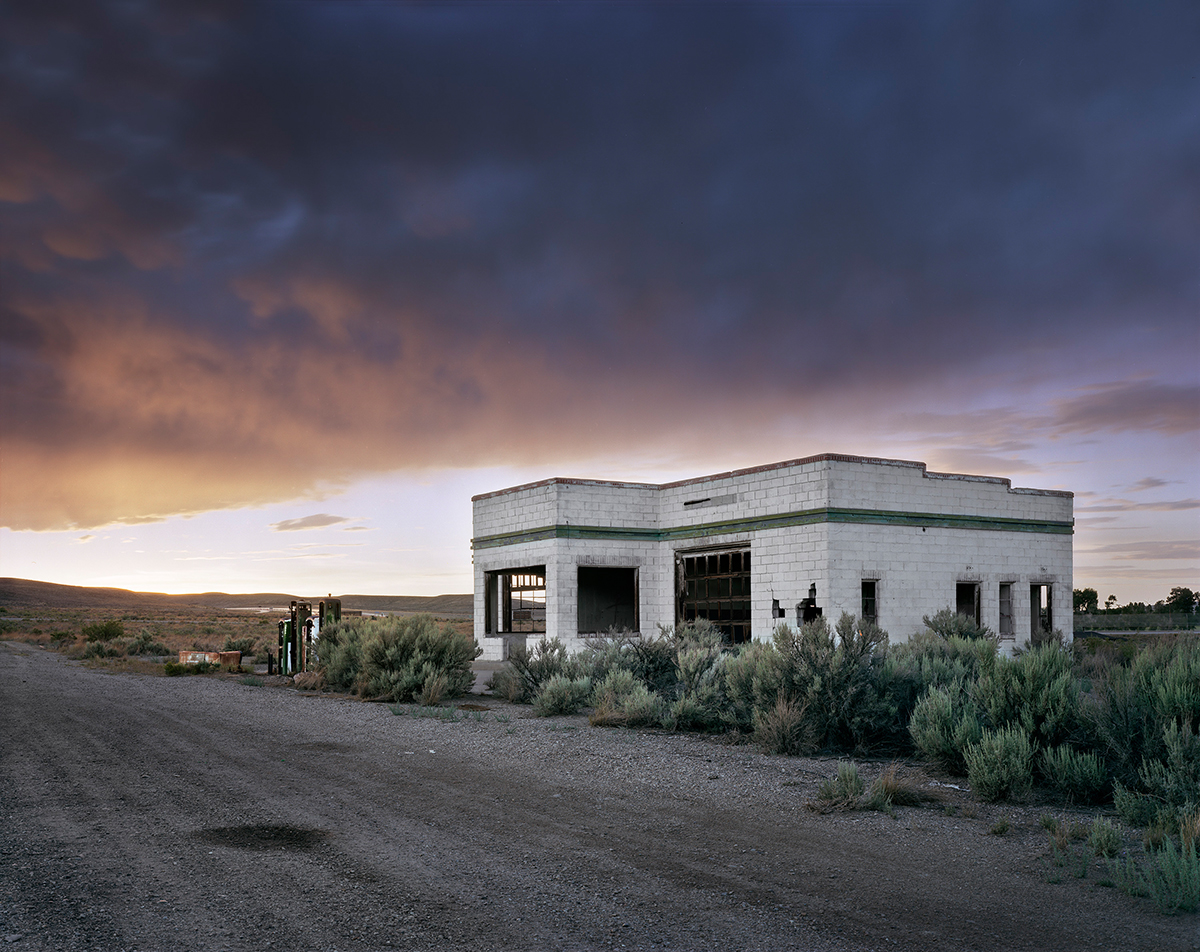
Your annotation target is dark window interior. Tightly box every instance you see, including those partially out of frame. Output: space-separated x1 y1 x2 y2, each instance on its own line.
677 549 751 644
861 580 878 625
578 567 638 633
484 566 546 634
999 583 1014 638
956 583 980 624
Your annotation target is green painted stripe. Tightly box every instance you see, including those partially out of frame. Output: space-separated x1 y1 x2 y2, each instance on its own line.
472 507 1073 549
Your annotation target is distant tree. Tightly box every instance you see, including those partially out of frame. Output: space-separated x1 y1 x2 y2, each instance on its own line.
1073 588 1098 613
1105 594 1118 611
1165 586 1198 614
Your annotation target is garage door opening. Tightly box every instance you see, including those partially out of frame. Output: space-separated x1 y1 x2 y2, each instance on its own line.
677 549 751 644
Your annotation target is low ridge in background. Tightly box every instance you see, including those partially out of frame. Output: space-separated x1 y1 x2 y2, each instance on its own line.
0 578 472 616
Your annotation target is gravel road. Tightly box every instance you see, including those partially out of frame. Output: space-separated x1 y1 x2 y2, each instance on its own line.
1 642 1195 951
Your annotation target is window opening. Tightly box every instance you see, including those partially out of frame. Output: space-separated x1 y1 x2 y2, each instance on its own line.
677 548 751 644
484 566 546 634
999 583 1014 639
578 567 638 634
1031 584 1052 636
956 583 980 625
861 580 878 625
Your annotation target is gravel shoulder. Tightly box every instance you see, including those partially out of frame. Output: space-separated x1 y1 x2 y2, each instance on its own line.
1 641 1196 951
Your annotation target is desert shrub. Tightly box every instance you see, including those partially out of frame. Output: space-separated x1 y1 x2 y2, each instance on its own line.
486 667 525 702
668 693 717 732
317 614 480 702
908 681 983 775
589 670 667 727
964 726 1034 802
127 629 169 656
1109 838 1200 914
754 695 814 755
223 635 258 655
1144 838 1200 914
814 760 865 808
921 607 997 643
533 675 593 716
722 639 779 732
318 623 364 692
590 668 640 709
971 643 1082 750
756 615 896 754
163 660 211 676
1040 744 1109 804
81 641 124 659
419 672 447 706
573 632 639 685
505 638 577 703
82 619 124 643
618 684 669 727
1088 817 1123 858
1030 626 1068 651
1183 811 1200 852
1086 635 1200 791
1133 721 1200 824
293 670 325 691
870 762 930 808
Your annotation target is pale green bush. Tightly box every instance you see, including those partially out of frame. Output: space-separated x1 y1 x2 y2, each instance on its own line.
1041 744 1109 804
533 675 593 716
317 614 479 702
908 682 982 775
971 643 1081 749
964 726 1034 802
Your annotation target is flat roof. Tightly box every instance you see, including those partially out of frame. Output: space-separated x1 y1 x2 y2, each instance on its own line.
471 453 1074 502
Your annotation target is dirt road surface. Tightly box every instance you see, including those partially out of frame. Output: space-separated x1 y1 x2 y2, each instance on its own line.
1 642 1195 951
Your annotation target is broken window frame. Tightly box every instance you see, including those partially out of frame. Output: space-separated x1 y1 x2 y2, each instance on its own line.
676 547 751 644
484 565 547 635
998 583 1014 639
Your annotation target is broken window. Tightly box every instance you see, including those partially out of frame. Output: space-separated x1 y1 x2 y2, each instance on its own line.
484 566 546 634
1031 584 1053 637
956 583 980 625
999 583 1014 639
677 549 751 644
861 580 878 625
577 567 638 634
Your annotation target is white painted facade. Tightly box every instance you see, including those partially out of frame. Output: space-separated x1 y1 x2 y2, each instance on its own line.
471 454 1073 659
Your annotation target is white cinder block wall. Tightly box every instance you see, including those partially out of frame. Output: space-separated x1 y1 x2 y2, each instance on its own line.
472 455 1073 659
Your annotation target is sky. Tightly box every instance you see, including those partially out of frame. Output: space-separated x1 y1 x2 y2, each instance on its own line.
1 0 1197 605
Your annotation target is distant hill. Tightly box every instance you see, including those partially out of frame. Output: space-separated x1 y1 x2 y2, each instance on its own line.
0 578 472 616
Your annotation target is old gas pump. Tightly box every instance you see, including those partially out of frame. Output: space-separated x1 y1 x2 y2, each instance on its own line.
277 618 295 674
290 601 312 671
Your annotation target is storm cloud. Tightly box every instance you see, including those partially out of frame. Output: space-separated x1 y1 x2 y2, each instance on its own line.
2 0 1197 530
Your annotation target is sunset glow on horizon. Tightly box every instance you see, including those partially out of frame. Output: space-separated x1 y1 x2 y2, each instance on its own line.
2 2 1196 607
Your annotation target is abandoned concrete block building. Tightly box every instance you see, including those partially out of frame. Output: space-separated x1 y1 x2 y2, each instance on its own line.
471 454 1073 660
